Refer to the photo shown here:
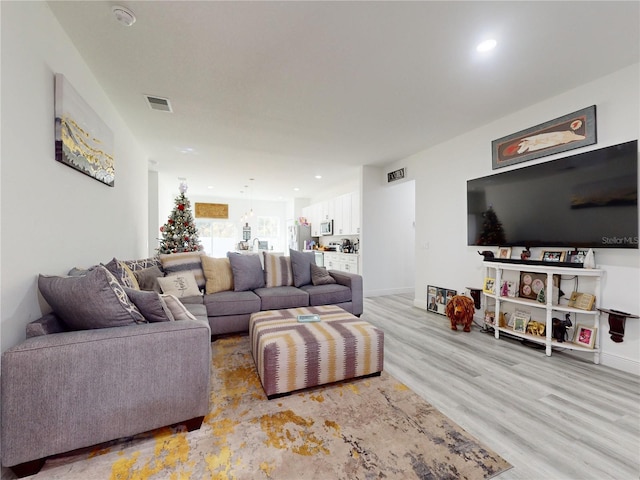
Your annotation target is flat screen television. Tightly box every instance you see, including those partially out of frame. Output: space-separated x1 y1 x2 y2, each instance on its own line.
467 140 638 249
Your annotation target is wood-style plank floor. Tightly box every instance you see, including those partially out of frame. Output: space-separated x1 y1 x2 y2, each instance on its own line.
361 293 640 480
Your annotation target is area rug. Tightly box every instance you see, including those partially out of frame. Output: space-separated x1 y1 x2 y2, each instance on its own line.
31 335 511 479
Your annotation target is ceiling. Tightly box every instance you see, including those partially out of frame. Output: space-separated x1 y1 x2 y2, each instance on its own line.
48 1 639 201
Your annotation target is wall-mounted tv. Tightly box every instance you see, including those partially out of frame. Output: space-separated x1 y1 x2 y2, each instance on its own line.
467 140 638 249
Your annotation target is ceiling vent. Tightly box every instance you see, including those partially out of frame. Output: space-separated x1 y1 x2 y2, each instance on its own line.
145 95 173 113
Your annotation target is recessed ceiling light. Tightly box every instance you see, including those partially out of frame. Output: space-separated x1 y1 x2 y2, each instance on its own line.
476 39 497 52
293 187 300 192
207 185 214 189
315 175 322 179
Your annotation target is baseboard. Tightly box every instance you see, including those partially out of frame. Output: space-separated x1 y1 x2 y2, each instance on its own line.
599 352 640 376
364 287 414 297
414 298 428 310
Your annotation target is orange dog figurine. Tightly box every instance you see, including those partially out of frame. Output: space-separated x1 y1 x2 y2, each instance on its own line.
445 295 475 332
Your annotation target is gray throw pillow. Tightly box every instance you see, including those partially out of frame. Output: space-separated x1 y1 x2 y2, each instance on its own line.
289 249 316 287
38 265 145 331
310 263 337 286
133 265 164 292
125 288 174 322
227 252 265 291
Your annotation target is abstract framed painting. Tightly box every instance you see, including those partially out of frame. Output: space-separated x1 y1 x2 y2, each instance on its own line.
492 105 597 169
54 73 115 186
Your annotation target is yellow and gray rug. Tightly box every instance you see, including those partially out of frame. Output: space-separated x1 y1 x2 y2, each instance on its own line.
31 335 511 479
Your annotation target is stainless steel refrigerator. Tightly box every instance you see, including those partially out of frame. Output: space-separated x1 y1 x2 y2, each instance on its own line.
288 224 312 251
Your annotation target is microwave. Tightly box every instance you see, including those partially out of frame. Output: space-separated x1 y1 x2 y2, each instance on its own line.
320 220 333 236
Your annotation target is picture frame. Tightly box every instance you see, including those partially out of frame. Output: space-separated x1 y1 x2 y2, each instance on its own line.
519 272 559 301
497 247 512 259
491 105 597 169
566 250 588 264
574 324 597 348
427 285 457 316
513 314 529 333
483 277 496 295
540 250 566 262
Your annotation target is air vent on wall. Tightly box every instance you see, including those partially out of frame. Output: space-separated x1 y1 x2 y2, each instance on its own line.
145 95 173 112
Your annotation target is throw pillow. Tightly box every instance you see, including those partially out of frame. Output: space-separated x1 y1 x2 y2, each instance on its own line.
157 271 202 298
201 256 234 294
263 252 293 287
161 294 198 321
133 265 164 292
38 265 145 330
289 249 316 287
159 251 206 289
122 256 163 273
103 257 140 290
227 252 265 291
310 263 337 286
124 288 174 322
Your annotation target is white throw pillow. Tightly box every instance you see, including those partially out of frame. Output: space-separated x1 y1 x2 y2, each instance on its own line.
157 271 201 298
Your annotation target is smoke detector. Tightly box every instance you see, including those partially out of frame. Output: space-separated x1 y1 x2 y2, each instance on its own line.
112 6 136 27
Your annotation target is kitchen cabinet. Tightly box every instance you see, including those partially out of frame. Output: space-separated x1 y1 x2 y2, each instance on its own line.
304 191 361 236
324 253 359 274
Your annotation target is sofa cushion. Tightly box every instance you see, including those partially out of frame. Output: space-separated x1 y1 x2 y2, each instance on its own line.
201 256 234 294
310 263 337 286
300 283 352 306
103 257 140 290
125 288 174 322
254 286 309 310
227 253 265 291
157 271 202 298
26 313 66 338
159 251 205 289
289 249 316 287
133 266 164 292
263 252 294 287
204 290 261 317
38 265 145 330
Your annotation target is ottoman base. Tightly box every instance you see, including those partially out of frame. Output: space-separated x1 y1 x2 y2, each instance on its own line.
265 371 381 400
250 306 384 398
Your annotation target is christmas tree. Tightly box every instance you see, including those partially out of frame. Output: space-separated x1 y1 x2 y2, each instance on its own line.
477 206 506 246
158 182 203 254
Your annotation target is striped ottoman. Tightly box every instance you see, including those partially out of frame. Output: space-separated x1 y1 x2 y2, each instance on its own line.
250 305 384 399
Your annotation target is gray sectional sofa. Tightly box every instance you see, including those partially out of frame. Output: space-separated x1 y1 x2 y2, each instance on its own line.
0 249 363 476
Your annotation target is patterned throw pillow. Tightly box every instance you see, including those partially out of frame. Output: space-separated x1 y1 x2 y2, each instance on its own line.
310 263 337 286
263 252 293 287
156 271 202 298
122 256 163 272
38 265 145 330
103 258 140 290
201 256 234 294
159 252 205 289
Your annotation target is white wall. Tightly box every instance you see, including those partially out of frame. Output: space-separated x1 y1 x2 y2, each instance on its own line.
381 64 639 374
361 166 415 296
0 2 149 353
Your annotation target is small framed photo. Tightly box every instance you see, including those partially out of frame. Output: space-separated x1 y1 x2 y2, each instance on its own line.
574 324 597 348
513 316 529 333
566 250 588 264
497 247 512 259
540 250 566 262
483 277 496 295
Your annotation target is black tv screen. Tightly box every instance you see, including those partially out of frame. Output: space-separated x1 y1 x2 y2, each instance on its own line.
467 140 638 249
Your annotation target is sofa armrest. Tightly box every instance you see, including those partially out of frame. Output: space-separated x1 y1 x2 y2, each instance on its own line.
329 271 363 316
1 320 211 468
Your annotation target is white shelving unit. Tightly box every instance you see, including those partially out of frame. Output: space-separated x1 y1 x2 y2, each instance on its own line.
483 261 603 364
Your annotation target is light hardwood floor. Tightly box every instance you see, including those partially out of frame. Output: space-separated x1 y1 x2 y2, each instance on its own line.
361 293 640 480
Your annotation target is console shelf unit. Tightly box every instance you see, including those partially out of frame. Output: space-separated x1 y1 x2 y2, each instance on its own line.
483 261 603 363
